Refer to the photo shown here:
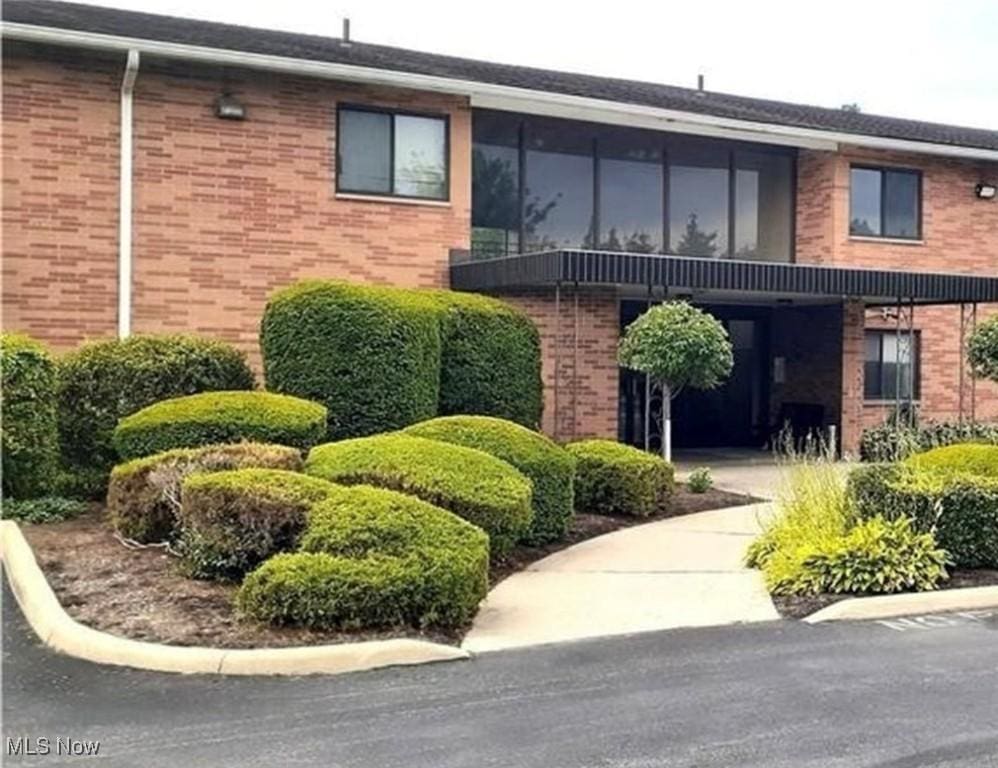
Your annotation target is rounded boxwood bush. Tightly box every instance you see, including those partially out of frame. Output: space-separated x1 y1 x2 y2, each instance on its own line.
237 486 489 629
178 469 339 580
305 433 532 556
57 334 254 497
424 291 543 429
907 443 998 479
566 439 674 517
404 415 573 544
112 391 327 459
107 442 302 542
1 333 60 499
260 281 441 440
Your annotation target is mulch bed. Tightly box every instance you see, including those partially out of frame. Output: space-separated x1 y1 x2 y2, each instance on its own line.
18 487 758 649
773 568 998 620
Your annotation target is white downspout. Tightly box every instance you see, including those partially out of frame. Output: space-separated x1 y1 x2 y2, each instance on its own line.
118 50 139 338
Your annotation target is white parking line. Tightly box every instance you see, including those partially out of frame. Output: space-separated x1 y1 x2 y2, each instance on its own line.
875 609 995 632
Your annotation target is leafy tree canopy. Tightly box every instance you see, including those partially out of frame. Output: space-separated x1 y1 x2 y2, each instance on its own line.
968 315 998 382
618 301 733 393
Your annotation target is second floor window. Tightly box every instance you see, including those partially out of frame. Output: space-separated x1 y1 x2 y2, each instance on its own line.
864 330 920 400
337 107 448 200
850 166 921 239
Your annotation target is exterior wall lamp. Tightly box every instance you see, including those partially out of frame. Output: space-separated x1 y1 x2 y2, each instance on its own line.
975 182 997 200
214 93 246 120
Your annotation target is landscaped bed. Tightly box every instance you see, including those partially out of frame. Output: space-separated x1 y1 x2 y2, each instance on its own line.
19 485 756 649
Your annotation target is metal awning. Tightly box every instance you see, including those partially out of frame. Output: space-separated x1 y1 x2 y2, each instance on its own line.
450 249 998 305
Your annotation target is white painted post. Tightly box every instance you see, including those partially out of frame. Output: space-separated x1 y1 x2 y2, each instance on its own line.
662 383 672 462
118 50 140 339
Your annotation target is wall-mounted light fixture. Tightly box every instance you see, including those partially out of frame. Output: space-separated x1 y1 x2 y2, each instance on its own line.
214 93 246 120
976 182 997 200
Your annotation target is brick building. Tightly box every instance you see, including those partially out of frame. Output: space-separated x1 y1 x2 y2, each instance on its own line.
3 1 997 456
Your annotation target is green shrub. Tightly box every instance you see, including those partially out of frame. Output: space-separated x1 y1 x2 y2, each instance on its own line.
260 281 441 440
112 391 326 459
1 333 60 499
846 463 907 519
933 478 998 568
687 467 713 494
305 434 532 556
404 415 573 544
107 443 302 542
237 486 489 629
859 415 998 462
565 439 673 517
780 517 948 596
2 496 89 524
908 443 998 480
748 459 855 588
57 334 254 496
425 291 543 429
178 469 339 580
968 314 998 382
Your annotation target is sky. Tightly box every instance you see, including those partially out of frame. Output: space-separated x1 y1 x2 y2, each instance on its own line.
75 0 998 130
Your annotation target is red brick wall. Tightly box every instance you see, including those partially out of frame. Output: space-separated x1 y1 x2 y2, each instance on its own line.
501 288 620 441
797 147 998 448
2 48 471 366
1 48 120 347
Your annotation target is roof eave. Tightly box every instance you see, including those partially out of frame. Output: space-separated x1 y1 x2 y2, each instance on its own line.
4 21 998 162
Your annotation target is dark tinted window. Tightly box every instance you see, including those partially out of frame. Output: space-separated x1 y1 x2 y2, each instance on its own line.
337 107 448 200
864 330 920 399
598 128 663 253
524 120 595 250
734 152 793 261
850 166 920 239
472 112 521 257
670 143 729 257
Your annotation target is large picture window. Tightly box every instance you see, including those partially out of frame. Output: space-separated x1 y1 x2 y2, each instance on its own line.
864 330 920 400
337 106 448 200
849 166 921 239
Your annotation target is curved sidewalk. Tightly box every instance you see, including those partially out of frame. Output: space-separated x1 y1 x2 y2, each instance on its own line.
463 503 779 653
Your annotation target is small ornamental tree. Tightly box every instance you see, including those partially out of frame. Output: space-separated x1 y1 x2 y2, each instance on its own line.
968 315 998 383
618 302 733 461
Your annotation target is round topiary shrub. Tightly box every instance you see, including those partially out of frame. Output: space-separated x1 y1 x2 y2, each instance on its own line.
424 291 543 429
1 333 60 499
107 442 303 542
907 443 998 479
112 391 327 459
260 281 441 440
404 415 573 544
566 439 674 517
57 334 255 497
305 433 532 556
178 469 340 580
236 485 489 629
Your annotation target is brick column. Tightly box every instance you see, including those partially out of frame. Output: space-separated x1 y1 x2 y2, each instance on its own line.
840 299 866 457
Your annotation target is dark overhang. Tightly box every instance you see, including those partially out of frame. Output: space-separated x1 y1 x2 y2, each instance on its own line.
449 250 998 305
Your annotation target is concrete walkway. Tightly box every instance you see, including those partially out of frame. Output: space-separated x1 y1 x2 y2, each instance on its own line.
462 503 779 653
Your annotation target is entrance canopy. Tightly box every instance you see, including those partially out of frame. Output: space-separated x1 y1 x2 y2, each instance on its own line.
450 249 998 305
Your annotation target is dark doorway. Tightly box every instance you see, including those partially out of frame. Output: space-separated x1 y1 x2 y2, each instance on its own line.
619 302 771 450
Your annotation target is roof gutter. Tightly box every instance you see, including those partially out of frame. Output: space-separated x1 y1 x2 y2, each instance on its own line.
4 22 998 162
118 49 139 339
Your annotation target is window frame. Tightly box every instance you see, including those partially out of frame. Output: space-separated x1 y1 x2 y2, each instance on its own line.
863 329 922 401
849 164 923 241
336 103 450 202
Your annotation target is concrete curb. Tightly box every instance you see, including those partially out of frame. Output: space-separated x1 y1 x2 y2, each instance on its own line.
803 585 998 624
0 520 469 675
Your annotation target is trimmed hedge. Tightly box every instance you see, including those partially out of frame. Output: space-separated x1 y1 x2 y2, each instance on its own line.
107 443 302 542
178 469 339 580
305 433 532 556
236 486 488 629
1 333 60 499
859 417 998 462
425 291 543 429
566 439 674 517
908 443 998 479
57 334 254 496
260 281 441 440
847 446 998 567
404 415 573 544
112 391 327 459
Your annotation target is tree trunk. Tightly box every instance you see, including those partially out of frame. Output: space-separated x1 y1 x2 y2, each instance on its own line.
661 382 672 462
